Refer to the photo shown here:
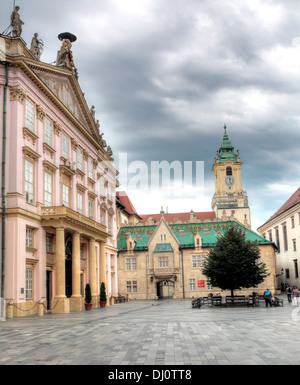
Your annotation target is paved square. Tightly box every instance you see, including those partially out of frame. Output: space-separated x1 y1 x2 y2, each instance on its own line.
1 296 300 365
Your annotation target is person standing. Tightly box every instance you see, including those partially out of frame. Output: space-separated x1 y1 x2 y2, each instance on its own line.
292 286 299 306
286 285 292 303
263 289 272 307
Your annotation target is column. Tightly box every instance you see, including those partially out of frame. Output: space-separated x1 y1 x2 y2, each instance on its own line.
100 241 107 285
70 232 83 311
53 227 69 313
99 241 109 306
89 238 97 307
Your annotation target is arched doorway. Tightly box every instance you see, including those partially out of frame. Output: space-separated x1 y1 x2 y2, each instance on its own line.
156 280 175 299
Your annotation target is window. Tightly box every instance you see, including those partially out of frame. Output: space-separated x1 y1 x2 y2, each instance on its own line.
88 199 93 219
285 268 290 279
26 228 33 248
132 281 137 293
207 282 213 290
99 177 105 196
159 256 168 268
25 99 35 132
44 172 52 207
108 182 112 200
88 158 93 180
126 281 132 292
108 215 112 234
62 184 69 207
189 278 195 291
226 166 232 176
46 234 53 253
62 133 69 159
161 234 166 242
294 259 299 279
125 258 137 271
126 281 137 293
192 255 206 268
24 159 34 204
275 227 280 253
268 230 272 242
293 239 297 252
282 223 288 251
291 216 295 229
77 147 83 171
100 210 105 225
77 192 83 214
45 117 53 147
26 268 33 300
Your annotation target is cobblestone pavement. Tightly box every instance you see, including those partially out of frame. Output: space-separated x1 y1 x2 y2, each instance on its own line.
1 296 300 365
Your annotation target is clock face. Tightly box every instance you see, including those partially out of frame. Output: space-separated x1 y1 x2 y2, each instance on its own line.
225 176 234 186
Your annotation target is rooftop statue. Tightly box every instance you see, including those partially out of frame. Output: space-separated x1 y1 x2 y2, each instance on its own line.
56 38 74 70
30 33 43 60
90 105 95 121
107 146 113 157
10 6 24 37
56 33 77 72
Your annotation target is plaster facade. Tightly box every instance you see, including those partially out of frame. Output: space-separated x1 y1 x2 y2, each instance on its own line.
0 34 118 316
258 187 300 290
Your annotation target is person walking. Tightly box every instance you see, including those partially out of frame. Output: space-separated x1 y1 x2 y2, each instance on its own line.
292 286 299 306
286 285 292 303
263 288 272 307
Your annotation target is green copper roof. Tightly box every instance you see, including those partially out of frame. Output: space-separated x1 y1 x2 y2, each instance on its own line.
218 125 237 163
117 221 272 251
154 243 173 252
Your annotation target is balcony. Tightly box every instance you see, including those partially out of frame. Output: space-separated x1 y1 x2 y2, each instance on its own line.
153 268 180 280
41 206 109 241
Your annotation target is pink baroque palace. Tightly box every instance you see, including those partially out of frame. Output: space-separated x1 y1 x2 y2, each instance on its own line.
0 12 118 317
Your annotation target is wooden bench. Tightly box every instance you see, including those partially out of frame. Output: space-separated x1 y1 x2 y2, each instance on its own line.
225 296 249 306
248 296 260 306
272 297 283 307
114 296 126 304
192 298 202 308
210 297 223 306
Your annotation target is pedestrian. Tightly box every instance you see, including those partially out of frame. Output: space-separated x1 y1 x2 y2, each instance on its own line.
263 288 272 307
286 285 292 303
292 286 299 306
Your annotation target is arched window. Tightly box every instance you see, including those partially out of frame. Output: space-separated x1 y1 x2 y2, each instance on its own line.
226 166 232 176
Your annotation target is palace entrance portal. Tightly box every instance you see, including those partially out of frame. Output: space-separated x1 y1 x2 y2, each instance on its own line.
156 280 175 299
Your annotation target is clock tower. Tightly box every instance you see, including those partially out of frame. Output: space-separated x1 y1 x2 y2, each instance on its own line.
211 125 251 228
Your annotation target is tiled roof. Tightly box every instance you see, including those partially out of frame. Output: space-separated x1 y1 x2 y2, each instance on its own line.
154 243 173 252
218 125 237 163
264 187 300 224
116 191 141 218
117 221 271 251
140 211 216 224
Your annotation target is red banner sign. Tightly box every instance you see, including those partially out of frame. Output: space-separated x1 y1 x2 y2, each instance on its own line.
198 280 205 287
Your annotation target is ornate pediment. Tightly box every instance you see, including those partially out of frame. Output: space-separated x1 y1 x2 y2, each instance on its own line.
35 70 89 130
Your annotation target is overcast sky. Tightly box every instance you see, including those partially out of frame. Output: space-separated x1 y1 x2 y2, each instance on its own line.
1 0 300 232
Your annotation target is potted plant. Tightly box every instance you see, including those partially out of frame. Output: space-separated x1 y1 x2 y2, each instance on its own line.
84 283 93 310
99 282 107 308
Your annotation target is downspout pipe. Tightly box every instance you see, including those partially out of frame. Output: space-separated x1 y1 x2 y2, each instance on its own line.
1 62 8 299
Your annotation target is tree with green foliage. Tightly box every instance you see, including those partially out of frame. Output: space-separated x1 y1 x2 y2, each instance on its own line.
202 226 269 297
100 282 107 302
85 283 92 304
